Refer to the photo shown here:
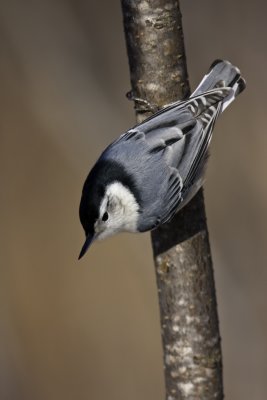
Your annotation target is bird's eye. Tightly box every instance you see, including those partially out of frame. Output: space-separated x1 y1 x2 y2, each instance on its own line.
102 212 109 222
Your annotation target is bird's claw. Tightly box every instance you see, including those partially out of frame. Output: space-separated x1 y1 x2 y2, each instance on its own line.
126 91 160 114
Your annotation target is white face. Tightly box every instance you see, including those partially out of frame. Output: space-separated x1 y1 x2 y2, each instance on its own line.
94 182 140 241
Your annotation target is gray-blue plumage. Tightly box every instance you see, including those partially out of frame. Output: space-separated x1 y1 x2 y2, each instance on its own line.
79 60 246 258
98 60 245 232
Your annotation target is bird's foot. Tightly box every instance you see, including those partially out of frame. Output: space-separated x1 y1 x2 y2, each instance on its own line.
126 91 160 114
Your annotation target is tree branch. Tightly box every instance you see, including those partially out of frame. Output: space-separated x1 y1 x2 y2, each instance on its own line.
121 1 223 399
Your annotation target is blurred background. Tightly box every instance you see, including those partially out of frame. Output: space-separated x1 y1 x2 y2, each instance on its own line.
0 0 266 399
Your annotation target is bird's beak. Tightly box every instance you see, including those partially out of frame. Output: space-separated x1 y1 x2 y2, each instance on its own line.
78 233 95 260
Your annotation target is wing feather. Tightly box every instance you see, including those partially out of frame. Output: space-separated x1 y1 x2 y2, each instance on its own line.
113 88 231 229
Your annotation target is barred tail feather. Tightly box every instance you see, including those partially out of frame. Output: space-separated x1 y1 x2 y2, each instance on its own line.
191 60 246 112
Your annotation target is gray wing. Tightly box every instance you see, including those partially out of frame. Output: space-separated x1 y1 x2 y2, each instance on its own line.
108 88 230 231
139 87 229 183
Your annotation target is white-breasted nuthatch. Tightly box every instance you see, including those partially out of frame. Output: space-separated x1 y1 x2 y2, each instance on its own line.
78 60 246 259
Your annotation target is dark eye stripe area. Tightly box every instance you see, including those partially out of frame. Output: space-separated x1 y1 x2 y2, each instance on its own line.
102 212 109 222
79 159 141 236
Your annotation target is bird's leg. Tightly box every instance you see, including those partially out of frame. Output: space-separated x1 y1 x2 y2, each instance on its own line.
126 90 160 114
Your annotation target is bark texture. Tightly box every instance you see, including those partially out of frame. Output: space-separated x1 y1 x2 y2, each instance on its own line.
121 1 223 399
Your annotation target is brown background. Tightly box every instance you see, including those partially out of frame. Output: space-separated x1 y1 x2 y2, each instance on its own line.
0 0 266 399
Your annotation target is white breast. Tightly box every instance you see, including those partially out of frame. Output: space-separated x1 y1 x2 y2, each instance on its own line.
96 181 140 240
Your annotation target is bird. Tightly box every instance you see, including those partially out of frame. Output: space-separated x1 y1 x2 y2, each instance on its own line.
78 60 246 259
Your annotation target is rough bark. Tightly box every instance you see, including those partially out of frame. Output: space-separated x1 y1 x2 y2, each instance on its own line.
121 1 223 399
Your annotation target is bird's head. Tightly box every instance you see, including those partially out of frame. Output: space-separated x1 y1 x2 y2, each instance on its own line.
78 160 140 259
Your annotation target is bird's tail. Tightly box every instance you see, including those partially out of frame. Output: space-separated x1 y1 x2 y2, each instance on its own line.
191 60 246 112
